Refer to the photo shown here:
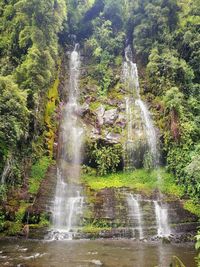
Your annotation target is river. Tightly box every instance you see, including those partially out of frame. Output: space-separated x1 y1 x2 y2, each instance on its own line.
0 239 196 267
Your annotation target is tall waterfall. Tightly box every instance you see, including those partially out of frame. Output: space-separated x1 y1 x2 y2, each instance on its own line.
123 45 159 168
50 44 84 240
123 46 170 237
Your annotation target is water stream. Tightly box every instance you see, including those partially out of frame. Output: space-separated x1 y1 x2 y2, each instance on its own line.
123 46 170 238
154 200 171 237
127 193 144 239
50 44 84 240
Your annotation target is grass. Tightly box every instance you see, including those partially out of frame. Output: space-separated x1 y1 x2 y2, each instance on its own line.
82 168 184 197
81 219 112 234
81 224 111 234
183 200 200 217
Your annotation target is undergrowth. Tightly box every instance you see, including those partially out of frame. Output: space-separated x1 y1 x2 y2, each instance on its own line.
82 168 184 198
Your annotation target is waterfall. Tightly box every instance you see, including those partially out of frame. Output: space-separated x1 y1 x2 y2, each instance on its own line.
154 201 171 237
123 45 159 168
1 156 12 184
127 194 144 239
135 99 158 166
50 44 84 240
123 47 142 170
123 45 170 237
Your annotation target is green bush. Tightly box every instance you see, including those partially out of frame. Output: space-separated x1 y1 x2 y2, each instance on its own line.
0 185 7 202
0 212 5 232
183 200 200 217
29 156 52 195
39 213 50 227
6 221 22 236
91 143 122 176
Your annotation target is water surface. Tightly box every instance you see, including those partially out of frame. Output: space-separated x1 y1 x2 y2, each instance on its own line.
0 239 196 267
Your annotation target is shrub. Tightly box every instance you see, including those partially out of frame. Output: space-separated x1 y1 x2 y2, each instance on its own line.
92 143 122 176
29 156 52 194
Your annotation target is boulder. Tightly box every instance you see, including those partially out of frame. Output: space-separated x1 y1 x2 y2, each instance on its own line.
78 103 90 116
103 108 118 125
116 113 126 128
105 132 121 144
90 127 101 140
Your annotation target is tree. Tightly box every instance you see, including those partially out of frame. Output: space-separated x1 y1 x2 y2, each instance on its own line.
0 76 29 178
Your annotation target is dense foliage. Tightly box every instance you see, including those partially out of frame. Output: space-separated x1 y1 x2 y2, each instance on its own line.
79 0 200 203
0 0 66 184
0 0 199 234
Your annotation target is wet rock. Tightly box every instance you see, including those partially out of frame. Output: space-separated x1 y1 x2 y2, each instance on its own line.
85 95 97 104
119 102 126 111
30 165 57 216
79 103 90 116
95 105 105 126
116 113 126 128
90 127 101 140
103 109 118 125
162 237 171 244
105 132 121 144
107 99 118 106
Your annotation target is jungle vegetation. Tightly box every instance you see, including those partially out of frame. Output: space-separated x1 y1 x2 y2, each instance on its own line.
0 0 199 243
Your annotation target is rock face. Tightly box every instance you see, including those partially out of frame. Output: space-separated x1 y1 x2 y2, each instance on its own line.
96 105 105 126
81 102 126 146
82 187 200 240
29 165 57 218
29 173 199 240
105 132 121 144
28 52 199 241
103 109 119 125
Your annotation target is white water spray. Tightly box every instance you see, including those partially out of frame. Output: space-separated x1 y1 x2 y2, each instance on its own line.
50 45 84 240
154 201 171 237
127 194 144 239
123 45 170 237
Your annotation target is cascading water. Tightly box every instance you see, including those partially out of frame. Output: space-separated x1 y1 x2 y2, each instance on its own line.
123 45 159 168
50 44 84 240
154 201 171 237
127 194 144 239
135 99 158 167
1 156 12 184
123 45 170 237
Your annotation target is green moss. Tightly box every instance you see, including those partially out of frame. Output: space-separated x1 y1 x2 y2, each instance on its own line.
39 213 50 227
114 55 123 66
157 170 184 197
15 201 29 222
6 221 22 236
82 224 111 234
44 75 60 158
108 83 124 101
29 156 52 195
183 200 200 217
82 168 184 197
82 219 112 234
0 184 7 202
90 101 101 111
0 212 5 232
